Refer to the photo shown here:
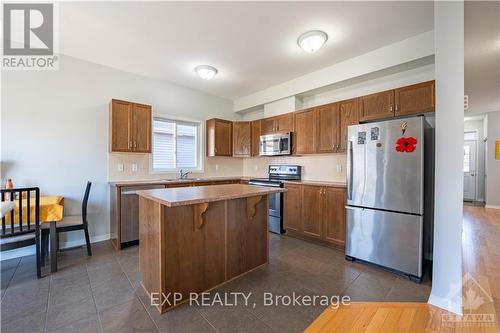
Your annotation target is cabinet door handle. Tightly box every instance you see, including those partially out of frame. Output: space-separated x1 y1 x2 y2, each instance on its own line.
390 105 393 112
395 104 399 112
128 141 132 149
134 141 137 148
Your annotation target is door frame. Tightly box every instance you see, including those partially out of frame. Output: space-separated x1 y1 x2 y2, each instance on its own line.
464 130 479 201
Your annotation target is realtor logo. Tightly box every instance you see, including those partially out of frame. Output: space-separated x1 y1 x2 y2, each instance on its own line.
2 3 58 69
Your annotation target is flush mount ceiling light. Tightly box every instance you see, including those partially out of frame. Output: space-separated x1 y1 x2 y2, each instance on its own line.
194 65 218 80
297 30 328 53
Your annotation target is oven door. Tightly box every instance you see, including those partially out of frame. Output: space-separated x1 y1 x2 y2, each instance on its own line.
268 191 281 218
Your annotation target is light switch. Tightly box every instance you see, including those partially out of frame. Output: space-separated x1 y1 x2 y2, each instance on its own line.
336 164 342 173
132 163 138 172
117 164 124 172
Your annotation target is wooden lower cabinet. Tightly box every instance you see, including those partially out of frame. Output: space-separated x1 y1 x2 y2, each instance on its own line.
283 183 302 232
284 183 346 250
323 187 347 247
302 185 323 239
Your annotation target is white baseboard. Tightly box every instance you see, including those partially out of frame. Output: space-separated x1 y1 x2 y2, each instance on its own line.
60 233 110 249
428 294 462 315
485 204 500 210
0 233 111 261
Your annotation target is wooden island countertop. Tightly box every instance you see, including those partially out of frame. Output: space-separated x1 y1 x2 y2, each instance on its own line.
137 183 284 313
136 183 285 207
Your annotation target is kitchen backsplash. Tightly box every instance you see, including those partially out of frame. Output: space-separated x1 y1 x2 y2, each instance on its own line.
108 153 243 181
108 152 346 183
242 154 347 182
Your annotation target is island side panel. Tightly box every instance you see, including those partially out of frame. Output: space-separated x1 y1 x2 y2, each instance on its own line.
139 196 163 312
226 195 269 280
162 201 226 312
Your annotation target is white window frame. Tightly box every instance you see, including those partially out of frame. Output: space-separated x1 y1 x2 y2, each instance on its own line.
150 114 204 174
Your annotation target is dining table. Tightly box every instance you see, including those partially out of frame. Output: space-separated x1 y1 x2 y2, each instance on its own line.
4 195 64 273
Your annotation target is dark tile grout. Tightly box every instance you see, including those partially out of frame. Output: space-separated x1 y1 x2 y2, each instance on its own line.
116 251 161 333
0 258 21 302
85 260 104 333
1 238 431 333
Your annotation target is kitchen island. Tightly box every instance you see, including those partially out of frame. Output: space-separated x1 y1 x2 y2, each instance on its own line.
136 184 285 313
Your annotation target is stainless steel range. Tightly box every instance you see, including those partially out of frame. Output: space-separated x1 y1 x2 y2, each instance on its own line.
249 165 301 234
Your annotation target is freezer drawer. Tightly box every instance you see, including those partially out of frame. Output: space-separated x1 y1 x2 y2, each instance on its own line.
345 206 423 277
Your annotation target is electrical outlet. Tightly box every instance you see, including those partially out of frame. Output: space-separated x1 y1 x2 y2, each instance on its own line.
336 164 342 173
132 163 138 172
215 164 219 171
253 165 258 171
117 164 124 172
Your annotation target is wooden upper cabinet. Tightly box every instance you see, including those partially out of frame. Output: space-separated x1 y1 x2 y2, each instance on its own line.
301 185 323 239
322 187 346 247
206 119 232 157
110 99 151 153
261 117 276 135
132 103 152 153
283 183 302 232
275 113 294 133
261 113 294 135
359 90 395 122
338 98 359 152
233 121 251 157
316 103 339 153
294 108 316 154
251 120 261 156
395 80 435 116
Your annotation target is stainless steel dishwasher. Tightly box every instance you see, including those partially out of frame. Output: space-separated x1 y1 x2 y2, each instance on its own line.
120 185 164 245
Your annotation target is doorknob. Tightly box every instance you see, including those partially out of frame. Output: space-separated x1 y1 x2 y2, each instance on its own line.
470 173 475 176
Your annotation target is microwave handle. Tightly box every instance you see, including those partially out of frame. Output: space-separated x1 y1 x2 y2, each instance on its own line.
279 137 284 151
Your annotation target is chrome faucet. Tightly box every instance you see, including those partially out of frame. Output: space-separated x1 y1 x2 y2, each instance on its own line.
179 169 191 179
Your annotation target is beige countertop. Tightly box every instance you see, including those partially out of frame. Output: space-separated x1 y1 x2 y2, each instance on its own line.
108 177 345 188
136 184 285 207
109 177 245 187
283 180 346 187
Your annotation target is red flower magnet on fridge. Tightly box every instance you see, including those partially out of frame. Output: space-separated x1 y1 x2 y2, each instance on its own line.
395 137 417 153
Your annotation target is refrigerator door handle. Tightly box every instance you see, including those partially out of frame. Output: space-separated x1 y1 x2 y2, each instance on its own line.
347 140 354 201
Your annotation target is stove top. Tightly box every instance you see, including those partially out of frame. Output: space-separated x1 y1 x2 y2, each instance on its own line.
248 165 301 187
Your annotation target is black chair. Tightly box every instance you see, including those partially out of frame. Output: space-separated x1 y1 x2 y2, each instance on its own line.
42 181 92 258
0 187 42 278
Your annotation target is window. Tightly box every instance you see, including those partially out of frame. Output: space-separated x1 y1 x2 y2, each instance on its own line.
463 145 470 172
152 118 200 171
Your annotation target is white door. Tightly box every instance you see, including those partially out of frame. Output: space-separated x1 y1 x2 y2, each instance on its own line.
463 140 477 201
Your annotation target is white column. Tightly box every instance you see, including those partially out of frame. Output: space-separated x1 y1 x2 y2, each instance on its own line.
429 1 464 315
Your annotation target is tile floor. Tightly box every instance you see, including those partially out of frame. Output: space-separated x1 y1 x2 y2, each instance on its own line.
0 234 431 333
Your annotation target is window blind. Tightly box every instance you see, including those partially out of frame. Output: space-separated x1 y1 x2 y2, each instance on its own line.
152 118 198 170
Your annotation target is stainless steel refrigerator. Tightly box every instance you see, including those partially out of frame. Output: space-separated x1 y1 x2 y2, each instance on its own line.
345 116 434 281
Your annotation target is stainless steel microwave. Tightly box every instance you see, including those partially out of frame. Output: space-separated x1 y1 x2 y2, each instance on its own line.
259 133 292 156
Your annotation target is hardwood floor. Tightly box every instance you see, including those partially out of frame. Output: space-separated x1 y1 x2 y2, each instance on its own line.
306 206 500 332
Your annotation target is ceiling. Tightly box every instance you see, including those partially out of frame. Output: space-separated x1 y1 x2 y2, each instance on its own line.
465 1 500 115
59 1 434 100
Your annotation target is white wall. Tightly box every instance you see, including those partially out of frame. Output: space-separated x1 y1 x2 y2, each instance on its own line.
234 31 435 112
485 111 500 208
428 1 463 315
263 96 302 118
464 118 486 201
1 55 238 249
301 64 435 109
